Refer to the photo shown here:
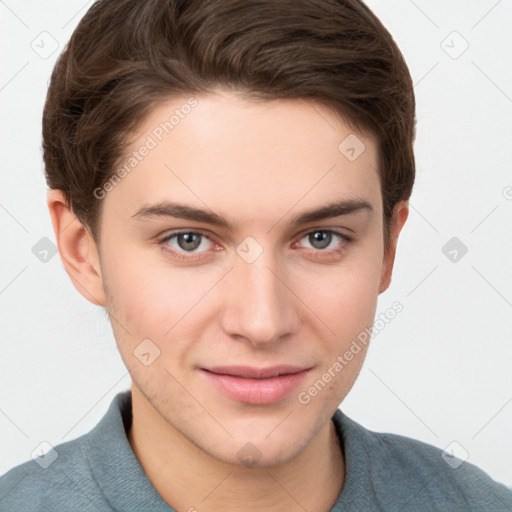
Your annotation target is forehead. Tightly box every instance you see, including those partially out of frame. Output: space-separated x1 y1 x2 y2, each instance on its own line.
102 89 382 227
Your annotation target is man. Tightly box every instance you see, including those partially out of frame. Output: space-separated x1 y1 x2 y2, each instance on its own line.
1 0 511 510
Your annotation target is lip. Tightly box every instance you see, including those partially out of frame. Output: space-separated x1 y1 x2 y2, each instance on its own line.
200 365 311 405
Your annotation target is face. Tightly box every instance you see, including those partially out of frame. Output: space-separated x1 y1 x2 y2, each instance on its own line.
94 88 393 466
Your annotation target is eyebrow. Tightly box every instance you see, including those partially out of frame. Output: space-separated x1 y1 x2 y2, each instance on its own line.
131 198 374 231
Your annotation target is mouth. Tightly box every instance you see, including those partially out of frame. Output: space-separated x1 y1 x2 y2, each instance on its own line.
200 365 311 405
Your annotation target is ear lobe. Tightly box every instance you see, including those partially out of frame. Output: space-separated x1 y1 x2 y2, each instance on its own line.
46 189 106 306
378 201 409 294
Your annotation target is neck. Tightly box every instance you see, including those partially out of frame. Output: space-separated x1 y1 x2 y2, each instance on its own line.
128 387 345 512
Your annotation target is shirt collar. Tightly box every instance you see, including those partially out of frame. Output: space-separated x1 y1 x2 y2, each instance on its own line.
87 390 363 511
86 390 175 511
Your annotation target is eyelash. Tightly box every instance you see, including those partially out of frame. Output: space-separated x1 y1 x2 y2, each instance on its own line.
158 229 354 262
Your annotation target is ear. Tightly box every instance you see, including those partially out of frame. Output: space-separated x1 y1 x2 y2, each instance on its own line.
378 200 409 294
47 189 106 306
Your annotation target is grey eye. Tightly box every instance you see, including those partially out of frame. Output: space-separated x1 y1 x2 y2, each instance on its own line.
303 231 344 250
165 232 213 253
176 232 202 251
308 231 332 249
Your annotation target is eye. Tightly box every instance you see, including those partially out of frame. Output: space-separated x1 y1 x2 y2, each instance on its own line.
158 228 353 262
297 229 352 252
160 231 215 258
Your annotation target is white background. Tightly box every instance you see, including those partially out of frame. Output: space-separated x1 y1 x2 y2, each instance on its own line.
1 0 511 488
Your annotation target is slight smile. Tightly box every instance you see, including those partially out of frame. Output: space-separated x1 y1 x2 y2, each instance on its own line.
200 365 313 405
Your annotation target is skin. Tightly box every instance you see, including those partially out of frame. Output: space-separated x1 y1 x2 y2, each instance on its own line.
48 87 408 512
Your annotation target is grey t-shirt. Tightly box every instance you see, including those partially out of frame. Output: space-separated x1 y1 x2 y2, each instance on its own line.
1 390 511 511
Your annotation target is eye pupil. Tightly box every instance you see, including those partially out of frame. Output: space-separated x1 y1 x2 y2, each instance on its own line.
178 232 201 251
309 231 331 249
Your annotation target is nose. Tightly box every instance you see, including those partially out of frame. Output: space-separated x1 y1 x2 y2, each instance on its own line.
219 247 300 347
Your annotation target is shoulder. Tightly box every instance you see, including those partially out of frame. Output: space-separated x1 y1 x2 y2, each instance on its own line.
1 391 173 512
333 409 512 511
0 391 133 512
0 434 107 512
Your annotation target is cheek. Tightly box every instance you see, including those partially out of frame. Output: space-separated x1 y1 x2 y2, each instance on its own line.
102 243 179 324
294 266 379 407
300 253 382 336
101 245 218 361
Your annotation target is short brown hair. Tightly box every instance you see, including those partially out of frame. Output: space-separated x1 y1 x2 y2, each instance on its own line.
43 0 416 251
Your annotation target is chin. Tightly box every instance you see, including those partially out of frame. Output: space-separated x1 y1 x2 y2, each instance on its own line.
209 441 305 469
211 423 315 469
